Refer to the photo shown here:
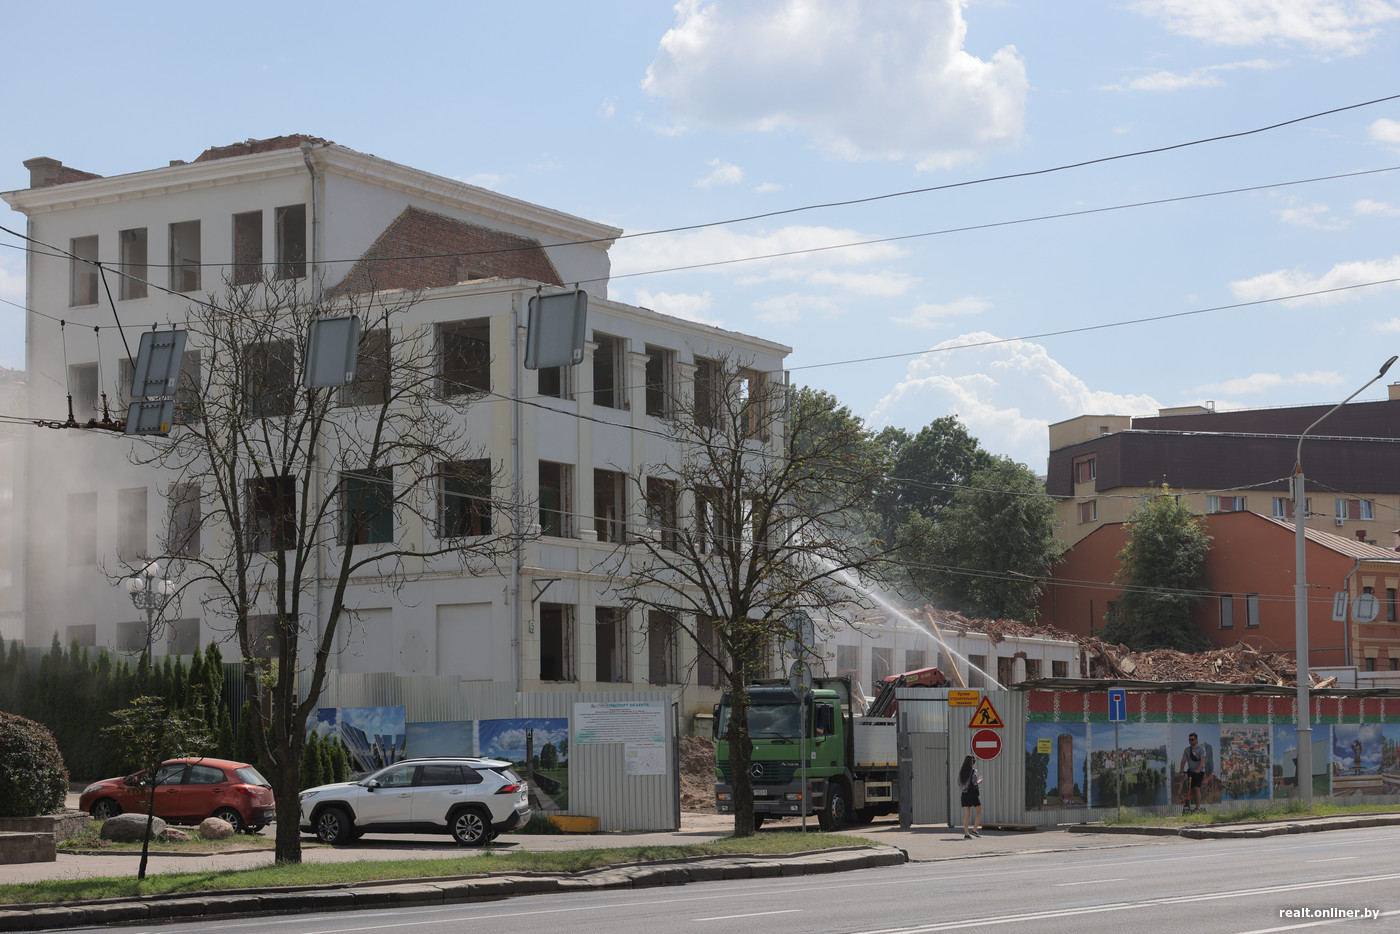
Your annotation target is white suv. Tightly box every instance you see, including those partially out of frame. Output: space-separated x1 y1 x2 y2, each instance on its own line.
298 757 532 845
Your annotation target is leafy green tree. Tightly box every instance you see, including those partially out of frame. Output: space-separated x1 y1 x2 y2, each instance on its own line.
1102 487 1212 650
539 742 559 770
901 457 1061 620
878 416 993 537
300 732 324 790
103 696 212 880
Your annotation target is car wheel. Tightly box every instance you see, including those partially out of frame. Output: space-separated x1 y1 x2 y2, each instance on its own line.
212 807 246 835
315 806 354 846
450 807 489 846
89 798 121 821
818 781 849 831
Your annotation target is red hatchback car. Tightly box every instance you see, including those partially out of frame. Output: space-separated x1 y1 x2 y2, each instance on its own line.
79 757 275 834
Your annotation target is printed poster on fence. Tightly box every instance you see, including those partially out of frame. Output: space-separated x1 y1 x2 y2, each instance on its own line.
573 701 666 744
625 741 666 775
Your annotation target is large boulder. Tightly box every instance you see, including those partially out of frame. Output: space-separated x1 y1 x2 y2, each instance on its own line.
99 813 166 842
160 827 192 842
198 817 234 840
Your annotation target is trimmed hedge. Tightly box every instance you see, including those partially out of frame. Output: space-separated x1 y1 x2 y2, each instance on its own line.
0 711 69 817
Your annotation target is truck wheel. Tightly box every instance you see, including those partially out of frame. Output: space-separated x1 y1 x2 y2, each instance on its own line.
819 782 849 831
752 813 765 830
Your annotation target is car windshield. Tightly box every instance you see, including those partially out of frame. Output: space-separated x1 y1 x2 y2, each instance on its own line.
234 766 270 787
717 701 805 738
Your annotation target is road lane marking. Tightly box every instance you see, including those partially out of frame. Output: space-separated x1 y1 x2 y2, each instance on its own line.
1305 857 1358 862
1232 908 1400 934
693 910 803 921
1055 878 1123 886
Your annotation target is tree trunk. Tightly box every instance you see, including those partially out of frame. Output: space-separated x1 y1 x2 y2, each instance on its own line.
727 678 756 837
138 785 157 881
272 762 303 863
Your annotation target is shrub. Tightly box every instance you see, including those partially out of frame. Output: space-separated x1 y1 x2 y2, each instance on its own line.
0 711 69 817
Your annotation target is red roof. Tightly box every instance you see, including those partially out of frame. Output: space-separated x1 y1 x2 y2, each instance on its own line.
193 135 332 163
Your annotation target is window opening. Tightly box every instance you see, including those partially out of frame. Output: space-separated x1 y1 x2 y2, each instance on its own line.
592 333 622 409
119 228 148 300
595 607 628 683
342 467 394 545
440 319 491 396
439 459 492 537
169 220 201 293
539 603 574 681
70 236 99 306
233 210 263 285
274 204 306 280
593 469 626 543
247 476 296 552
539 461 572 537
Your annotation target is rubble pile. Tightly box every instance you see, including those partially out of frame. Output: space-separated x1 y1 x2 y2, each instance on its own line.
679 734 718 812
899 605 1308 687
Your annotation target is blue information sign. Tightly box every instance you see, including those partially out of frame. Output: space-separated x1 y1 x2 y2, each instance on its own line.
1107 688 1127 722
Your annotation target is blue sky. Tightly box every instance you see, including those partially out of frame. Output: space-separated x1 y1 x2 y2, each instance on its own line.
4 1 1399 469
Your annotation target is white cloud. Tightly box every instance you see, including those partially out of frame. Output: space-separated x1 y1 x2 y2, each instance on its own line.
1106 58 1276 91
868 332 1161 467
600 97 617 118
754 292 844 324
891 297 991 329
1274 201 1345 229
754 182 782 194
631 288 723 326
643 0 1027 171
1132 0 1400 54
610 224 907 282
1193 371 1344 395
1355 199 1400 216
1230 254 1400 305
696 158 743 188
1374 318 1400 332
1372 118 1400 146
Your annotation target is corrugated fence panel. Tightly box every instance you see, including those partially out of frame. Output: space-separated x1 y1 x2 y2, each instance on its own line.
534 689 680 832
946 690 1025 827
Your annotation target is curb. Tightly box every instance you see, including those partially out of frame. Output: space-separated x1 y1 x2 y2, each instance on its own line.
0 846 907 932
1066 814 1400 839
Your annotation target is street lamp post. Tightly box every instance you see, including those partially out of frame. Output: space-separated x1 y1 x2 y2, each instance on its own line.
1292 354 1396 803
125 560 175 667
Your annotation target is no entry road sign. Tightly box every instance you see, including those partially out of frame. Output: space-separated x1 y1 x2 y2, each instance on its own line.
972 728 1002 760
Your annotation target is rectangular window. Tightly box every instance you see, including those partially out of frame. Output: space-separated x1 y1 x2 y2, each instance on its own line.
1392 657 1398 671
1024 658 1042 680
168 618 200 655
644 345 674 418
1361 499 1375 520
68 491 96 565
70 236 98 306
1052 660 1069 678
1078 499 1097 524
966 654 987 689
246 614 280 659
836 644 859 680
539 603 574 681
647 610 678 685
595 607 628 683
342 467 394 546
115 621 147 654
997 656 1016 686
646 477 678 550
1219 594 1235 629
246 475 296 552
693 357 720 429
1073 456 1096 484
1366 657 1376 672
697 485 725 554
117 487 147 564
169 220 201 293
274 204 306 280
232 210 263 285
592 333 622 409
739 368 767 440
1207 495 1246 514
173 349 202 425
439 459 492 537
168 483 202 558
1246 593 1260 629
871 646 892 687
68 363 100 417
696 615 722 687
440 319 491 396
118 228 148 300
1273 497 1291 519
66 624 96 648
341 328 390 407
593 469 626 543
243 339 296 417
538 461 572 537
537 364 568 399
904 649 926 672
1388 588 1397 622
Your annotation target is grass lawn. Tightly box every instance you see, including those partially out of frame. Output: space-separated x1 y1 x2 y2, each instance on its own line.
1100 800 1400 828
59 822 278 854
0 831 871 907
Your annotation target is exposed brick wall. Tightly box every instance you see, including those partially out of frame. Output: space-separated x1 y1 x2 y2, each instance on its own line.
328 205 564 297
193 134 332 163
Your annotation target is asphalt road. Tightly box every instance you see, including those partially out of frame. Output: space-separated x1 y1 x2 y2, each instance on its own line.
53 825 1400 934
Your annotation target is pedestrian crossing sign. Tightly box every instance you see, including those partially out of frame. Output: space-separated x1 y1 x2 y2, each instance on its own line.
968 696 1004 729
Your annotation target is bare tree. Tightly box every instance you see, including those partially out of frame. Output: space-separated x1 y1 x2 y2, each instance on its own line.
616 358 893 837
131 277 529 863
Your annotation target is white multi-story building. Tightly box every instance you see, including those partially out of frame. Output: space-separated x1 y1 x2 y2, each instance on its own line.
2 136 790 722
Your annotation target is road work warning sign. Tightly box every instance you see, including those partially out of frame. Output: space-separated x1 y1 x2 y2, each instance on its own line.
967 696 1004 729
